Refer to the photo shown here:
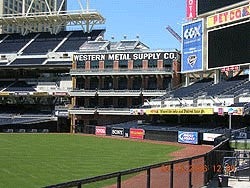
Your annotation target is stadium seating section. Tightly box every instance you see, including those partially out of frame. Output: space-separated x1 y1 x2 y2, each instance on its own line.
0 29 104 55
163 75 250 99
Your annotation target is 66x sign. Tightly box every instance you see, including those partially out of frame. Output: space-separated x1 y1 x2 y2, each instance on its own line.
183 24 201 39
182 19 203 73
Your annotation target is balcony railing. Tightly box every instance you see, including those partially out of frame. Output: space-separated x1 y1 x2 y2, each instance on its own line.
70 67 172 76
69 89 167 97
69 107 131 115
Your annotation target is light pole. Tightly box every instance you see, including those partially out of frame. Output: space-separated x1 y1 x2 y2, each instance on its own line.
228 113 232 130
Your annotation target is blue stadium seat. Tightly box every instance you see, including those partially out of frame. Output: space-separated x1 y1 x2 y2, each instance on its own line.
9 58 46 66
21 31 69 55
56 30 105 52
4 81 35 92
0 33 37 54
45 61 71 66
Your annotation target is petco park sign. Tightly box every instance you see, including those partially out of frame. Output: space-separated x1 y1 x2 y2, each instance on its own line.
73 52 177 61
207 4 250 28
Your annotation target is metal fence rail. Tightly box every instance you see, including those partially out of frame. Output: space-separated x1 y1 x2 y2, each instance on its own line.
44 139 230 188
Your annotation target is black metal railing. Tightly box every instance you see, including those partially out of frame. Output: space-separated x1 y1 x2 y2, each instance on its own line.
44 139 230 188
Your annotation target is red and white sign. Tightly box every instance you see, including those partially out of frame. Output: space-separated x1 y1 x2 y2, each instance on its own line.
218 107 224 116
221 65 240 72
186 0 197 20
95 126 106 136
130 128 145 140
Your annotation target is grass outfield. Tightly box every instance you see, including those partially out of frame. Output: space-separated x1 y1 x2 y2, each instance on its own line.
0 134 182 188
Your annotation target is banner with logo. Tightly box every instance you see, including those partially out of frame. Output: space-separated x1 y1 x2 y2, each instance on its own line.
178 131 199 144
0 92 10 96
207 5 250 28
203 133 222 141
186 0 197 20
218 107 224 116
227 107 244 116
111 127 124 137
146 108 213 115
130 109 146 115
182 19 203 73
95 126 106 136
54 110 68 117
130 128 145 139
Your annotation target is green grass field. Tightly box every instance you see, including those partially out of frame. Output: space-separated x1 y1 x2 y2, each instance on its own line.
0 134 182 188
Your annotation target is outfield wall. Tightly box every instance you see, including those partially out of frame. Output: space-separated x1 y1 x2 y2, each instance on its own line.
83 125 230 145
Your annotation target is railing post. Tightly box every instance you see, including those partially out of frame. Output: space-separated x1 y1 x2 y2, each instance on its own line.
170 163 174 188
204 154 208 186
189 159 192 188
117 173 121 188
147 168 151 188
77 183 82 188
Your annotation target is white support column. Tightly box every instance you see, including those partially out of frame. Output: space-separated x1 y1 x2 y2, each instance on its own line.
214 69 220 84
185 73 190 87
54 0 57 12
22 0 25 15
249 65 250 81
86 0 90 12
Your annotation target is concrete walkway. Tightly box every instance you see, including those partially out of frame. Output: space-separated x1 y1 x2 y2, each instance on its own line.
203 176 250 188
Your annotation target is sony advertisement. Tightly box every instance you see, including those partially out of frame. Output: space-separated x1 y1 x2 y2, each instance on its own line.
182 19 203 73
111 127 124 137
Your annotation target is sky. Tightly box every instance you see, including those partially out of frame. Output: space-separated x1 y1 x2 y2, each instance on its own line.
68 0 186 50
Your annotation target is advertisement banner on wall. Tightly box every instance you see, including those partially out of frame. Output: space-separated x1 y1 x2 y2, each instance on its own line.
182 19 203 73
146 108 214 115
95 126 106 136
218 107 224 116
227 107 244 116
130 109 146 115
207 5 250 28
178 131 199 144
186 0 197 20
203 133 222 142
130 128 145 140
111 127 124 137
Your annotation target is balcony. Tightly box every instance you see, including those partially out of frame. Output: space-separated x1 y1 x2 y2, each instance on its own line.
70 67 172 76
69 107 131 115
69 89 97 97
69 89 167 97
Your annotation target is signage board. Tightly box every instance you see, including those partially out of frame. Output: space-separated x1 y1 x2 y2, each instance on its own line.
95 126 106 136
111 127 124 137
146 108 214 115
178 131 199 144
182 19 203 73
130 128 145 139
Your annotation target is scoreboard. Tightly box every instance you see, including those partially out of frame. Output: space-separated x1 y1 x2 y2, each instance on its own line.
208 21 250 69
198 0 245 15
